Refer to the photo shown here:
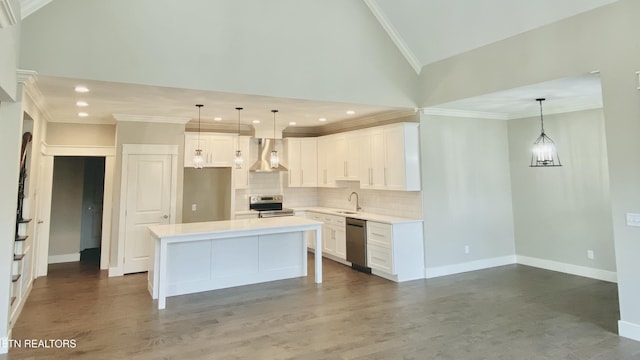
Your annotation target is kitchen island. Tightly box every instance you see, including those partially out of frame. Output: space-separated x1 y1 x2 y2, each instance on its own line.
148 216 323 309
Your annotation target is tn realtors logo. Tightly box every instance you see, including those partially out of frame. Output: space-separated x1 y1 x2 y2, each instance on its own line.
2 338 77 349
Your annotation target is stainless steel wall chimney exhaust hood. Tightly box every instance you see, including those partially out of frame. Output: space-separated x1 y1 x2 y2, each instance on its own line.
249 138 288 172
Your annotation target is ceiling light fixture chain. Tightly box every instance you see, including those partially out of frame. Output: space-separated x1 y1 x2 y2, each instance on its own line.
270 109 280 169
530 98 562 167
193 104 204 169
235 107 244 169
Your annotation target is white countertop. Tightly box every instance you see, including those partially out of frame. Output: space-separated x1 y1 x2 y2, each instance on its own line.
294 207 423 224
149 216 322 239
234 209 259 216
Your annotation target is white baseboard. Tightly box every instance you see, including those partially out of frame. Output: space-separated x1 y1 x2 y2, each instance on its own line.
47 253 80 264
425 255 516 279
619 320 640 341
108 266 123 277
516 255 617 283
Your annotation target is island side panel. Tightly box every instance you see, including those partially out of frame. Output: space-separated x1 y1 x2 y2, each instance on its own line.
314 226 322 283
164 232 307 299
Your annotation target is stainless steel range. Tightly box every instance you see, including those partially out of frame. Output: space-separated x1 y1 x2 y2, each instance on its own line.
249 195 294 218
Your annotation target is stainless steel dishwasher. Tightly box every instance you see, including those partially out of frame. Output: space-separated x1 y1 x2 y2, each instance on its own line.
346 217 371 274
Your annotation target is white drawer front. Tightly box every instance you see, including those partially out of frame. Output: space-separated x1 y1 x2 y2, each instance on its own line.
367 222 392 249
367 244 393 274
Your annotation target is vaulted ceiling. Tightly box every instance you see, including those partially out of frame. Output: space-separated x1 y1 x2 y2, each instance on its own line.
17 0 616 126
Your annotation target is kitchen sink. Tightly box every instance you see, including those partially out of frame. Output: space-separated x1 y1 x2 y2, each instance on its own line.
335 211 358 215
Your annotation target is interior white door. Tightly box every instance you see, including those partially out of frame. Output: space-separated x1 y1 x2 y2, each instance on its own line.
124 154 172 274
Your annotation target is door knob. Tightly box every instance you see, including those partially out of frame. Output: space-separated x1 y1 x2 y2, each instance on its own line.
37 220 44 224
163 215 169 219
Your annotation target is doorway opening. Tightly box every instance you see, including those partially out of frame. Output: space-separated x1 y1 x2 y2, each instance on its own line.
49 156 105 271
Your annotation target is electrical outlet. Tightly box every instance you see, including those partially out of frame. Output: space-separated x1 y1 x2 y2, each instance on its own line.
587 250 594 260
464 245 470 254
626 213 640 227
191 204 197 211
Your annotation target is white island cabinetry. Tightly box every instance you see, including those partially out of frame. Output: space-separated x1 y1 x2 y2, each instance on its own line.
148 217 322 309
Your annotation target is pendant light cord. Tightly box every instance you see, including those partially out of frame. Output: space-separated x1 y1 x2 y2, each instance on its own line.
272 109 278 140
537 98 545 134
196 104 203 149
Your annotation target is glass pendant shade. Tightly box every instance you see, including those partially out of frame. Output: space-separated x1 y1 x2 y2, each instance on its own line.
530 98 562 167
234 150 244 169
193 149 204 169
194 104 204 169
270 149 279 169
235 107 244 169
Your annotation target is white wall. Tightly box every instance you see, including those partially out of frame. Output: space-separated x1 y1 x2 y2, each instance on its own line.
46 123 115 146
49 157 84 258
417 0 640 339
508 109 615 272
420 113 515 273
18 0 417 108
0 0 20 101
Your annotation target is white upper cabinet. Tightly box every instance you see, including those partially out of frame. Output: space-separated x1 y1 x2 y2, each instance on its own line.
184 132 236 168
383 124 420 191
334 133 359 182
356 123 420 191
317 136 338 187
284 138 318 187
234 136 251 189
358 128 385 189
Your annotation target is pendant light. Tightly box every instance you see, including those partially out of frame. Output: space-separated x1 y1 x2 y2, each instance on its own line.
530 98 562 167
193 104 204 169
270 109 280 169
234 107 244 169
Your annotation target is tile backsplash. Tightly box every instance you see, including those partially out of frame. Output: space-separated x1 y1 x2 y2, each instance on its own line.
317 181 423 219
236 175 422 219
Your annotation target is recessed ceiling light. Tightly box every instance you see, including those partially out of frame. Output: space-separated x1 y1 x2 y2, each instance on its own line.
74 86 90 93
252 120 261 124
318 118 327 122
76 101 88 107
214 117 222 121
78 112 89 117
346 110 355 115
289 121 297 126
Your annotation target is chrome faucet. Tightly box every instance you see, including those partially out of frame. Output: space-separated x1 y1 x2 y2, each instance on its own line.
348 191 362 212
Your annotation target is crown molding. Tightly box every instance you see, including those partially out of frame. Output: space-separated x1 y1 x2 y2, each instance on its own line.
0 0 17 28
16 69 37 85
17 69 55 123
309 109 417 136
20 0 53 19
507 102 603 120
185 123 253 136
112 114 191 124
362 0 422 75
422 101 604 121
422 107 509 120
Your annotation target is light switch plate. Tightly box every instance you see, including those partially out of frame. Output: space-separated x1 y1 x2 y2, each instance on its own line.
192 204 197 211
625 213 640 227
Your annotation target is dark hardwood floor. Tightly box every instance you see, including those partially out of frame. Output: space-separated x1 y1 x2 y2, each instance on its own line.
3 255 640 359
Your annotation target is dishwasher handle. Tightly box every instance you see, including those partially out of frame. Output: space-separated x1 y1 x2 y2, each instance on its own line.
346 218 366 228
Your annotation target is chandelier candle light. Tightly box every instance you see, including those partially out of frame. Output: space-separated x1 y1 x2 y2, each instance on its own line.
270 110 280 169
234 107 244 169
530 98 562 167
193 104 204 169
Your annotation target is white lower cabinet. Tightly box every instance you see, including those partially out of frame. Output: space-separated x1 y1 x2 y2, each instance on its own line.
306 212 346 261
366 220 424 282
